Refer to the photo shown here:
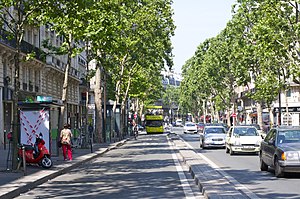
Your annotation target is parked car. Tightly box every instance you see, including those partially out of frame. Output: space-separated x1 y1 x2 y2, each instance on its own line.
175 119 183 127
225 125 262 155
259 126 300 177
183 122 197 134
200 126 226 149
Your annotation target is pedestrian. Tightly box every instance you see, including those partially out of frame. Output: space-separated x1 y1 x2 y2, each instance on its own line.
60 123 73 161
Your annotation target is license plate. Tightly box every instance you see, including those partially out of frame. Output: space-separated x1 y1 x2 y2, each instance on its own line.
243 146 254 149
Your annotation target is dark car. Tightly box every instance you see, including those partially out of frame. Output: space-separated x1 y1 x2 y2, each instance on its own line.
259 126 300 177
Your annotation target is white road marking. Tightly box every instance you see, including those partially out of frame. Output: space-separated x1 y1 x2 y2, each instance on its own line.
167 137 196 199
180 137 260 199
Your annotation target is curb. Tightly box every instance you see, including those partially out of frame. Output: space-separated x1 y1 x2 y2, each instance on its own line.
167 133 248 199
0 138 129 199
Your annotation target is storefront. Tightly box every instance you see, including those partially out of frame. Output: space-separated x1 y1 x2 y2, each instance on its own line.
274 107 300 126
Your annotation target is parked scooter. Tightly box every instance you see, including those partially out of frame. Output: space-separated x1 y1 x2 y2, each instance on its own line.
18 133 53 169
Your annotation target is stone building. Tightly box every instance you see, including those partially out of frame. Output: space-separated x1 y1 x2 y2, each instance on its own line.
0 23 88 149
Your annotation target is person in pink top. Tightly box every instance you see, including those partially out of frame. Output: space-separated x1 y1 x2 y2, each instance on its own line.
60 123 73 161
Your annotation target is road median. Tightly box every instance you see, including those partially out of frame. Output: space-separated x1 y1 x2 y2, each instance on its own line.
168 133 249 199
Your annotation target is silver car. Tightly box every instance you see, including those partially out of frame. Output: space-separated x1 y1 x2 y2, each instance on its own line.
200 126 226 149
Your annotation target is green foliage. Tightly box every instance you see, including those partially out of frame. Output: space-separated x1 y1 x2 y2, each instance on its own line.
180 0 300 114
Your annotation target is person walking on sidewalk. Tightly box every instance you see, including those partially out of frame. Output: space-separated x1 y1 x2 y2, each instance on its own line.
60 123 73 161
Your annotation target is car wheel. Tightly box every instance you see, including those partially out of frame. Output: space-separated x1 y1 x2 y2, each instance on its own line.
274 157 284 178
229 147 234 155
259 155 268 171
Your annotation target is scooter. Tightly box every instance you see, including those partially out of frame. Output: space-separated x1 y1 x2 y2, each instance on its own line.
18 133 53 169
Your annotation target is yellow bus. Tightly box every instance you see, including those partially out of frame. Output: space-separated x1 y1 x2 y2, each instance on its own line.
145 105 164 134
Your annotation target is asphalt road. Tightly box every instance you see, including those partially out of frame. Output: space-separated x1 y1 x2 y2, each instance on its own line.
174 126 300 199
14 133 203 199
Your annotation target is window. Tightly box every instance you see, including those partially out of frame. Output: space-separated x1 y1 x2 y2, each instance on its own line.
282 113 292 126
286 89 291 97
33 34 38 46
27 30 32 44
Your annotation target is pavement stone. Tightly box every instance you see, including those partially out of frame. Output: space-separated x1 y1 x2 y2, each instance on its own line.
0 138 129 199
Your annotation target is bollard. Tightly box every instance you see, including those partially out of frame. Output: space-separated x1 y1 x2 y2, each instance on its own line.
22 146 27 176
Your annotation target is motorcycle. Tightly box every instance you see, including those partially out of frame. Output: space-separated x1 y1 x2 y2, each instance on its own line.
18 133 53 169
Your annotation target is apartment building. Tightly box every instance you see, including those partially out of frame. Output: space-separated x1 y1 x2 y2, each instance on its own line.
0 24 88 149
237 81 300 128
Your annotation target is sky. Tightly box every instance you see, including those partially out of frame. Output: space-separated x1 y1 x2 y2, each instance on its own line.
171 0 236 73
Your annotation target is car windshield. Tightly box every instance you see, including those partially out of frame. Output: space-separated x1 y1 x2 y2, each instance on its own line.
233 127 259 136
205 128 225 134
277 130 300 144
186 123 195 127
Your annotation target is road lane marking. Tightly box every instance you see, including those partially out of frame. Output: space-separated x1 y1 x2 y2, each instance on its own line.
180 137 260 199
167 138 197 199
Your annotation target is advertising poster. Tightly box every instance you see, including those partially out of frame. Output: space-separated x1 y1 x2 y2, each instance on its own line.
20 109 50 151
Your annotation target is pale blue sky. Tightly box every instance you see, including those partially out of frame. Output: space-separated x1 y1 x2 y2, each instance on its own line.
171 0 236 73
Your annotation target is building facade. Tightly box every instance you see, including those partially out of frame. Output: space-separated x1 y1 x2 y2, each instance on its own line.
0 23 88 149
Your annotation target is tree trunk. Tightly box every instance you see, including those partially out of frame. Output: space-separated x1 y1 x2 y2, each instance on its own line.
103 70 107 142
12 36 21 170
257 102 263 130
59 35 73 130
285 89 289 125
94 62 103 143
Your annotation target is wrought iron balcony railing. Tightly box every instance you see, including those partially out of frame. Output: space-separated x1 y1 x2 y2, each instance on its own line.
0 29 46 62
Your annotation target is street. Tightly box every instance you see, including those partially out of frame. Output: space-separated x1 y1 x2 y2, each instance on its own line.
174 127 300 199
15 133 203 199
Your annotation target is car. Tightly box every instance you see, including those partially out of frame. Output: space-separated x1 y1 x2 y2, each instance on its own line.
183 122 197 134
225 125 262 155
259 126 300 177
175 119 183 127
200 126 226 149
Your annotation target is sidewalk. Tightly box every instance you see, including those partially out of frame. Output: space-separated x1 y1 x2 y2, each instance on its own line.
0 138 130 199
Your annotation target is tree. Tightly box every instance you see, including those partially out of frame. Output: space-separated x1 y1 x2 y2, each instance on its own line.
86 0 174 140
36 0 90 131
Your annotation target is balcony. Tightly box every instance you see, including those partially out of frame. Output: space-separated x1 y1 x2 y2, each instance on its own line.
0 29 46 62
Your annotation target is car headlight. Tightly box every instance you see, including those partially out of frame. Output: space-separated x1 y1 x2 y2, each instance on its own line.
256 139 262 146
204 137 211 142
234 139 240 146
282 152 300 161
